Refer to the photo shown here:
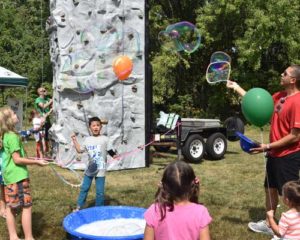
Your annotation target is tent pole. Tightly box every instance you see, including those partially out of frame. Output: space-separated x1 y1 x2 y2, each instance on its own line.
1 86 4 105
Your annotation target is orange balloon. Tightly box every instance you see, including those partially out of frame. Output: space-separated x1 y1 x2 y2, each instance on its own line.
113 55 133 80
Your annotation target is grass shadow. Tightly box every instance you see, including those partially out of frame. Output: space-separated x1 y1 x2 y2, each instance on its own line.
221 216 249 224
151 161 168 168
168 149 178 155
32 212 46 238
225 150 240 155
86 195 122 207
203 155 225 161
248 207 266 221
151 152 175 159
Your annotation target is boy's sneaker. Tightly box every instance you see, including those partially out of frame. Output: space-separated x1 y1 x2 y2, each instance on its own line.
248 220 274 235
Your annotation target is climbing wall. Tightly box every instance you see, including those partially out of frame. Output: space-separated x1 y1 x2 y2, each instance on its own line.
47 0 149 170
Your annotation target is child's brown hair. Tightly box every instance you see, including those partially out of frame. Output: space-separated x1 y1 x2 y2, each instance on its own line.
282 180 300 208
29 109 39 122
155 161 200 220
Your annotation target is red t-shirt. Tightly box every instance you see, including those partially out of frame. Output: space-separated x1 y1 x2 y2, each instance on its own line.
269 91 300 157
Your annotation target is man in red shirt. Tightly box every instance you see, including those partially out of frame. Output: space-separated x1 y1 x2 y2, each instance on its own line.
227 64 300 235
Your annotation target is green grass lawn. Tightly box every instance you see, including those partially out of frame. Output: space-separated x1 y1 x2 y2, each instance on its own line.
0 127 282 239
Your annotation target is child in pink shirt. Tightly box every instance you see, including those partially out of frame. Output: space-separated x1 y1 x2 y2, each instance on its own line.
144 161 212 240
267 180 300 240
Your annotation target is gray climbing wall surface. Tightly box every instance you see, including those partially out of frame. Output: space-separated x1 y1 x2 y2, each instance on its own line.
47 0 147 170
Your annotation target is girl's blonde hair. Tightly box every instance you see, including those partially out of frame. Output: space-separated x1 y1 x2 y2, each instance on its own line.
0 106 18 148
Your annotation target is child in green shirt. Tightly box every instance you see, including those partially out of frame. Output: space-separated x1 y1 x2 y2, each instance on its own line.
0 106 48 240
0 147 6 218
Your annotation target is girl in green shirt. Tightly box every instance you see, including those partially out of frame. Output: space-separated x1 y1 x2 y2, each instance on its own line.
0 147 6 218
0 106 48 240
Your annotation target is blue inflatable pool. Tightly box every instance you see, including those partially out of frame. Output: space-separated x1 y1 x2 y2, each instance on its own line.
63 206 146 240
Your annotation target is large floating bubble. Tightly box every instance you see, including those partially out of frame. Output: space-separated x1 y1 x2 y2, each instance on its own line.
116 27 141 61
206 61 231 84
210 51 231 63
158 21 201 54
60 52 95 93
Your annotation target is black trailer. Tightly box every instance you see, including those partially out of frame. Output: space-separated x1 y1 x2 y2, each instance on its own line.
151 116 244 163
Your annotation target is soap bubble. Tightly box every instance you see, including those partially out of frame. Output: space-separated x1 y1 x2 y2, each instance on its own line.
210 51 231 63
206 61 231 84
81 26 119 54
60 52 95 93
158 21 201 54
116 27 141 61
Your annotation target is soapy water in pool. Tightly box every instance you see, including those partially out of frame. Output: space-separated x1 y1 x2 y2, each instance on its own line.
76 218 146 236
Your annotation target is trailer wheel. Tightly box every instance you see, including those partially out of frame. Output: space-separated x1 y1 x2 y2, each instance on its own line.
206 133 227 160
182 134 205 163
224 117 244 141
153 146 171 152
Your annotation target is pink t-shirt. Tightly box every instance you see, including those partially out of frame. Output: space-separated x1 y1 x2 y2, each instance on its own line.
144 202 212 240
278 210 300 239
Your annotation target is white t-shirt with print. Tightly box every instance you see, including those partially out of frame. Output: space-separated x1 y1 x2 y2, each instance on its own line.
82 135 109 177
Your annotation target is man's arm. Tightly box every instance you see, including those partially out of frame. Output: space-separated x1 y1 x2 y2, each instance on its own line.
251 128 300 152
38 98 53 110
44 108 53 118
226 80 247 96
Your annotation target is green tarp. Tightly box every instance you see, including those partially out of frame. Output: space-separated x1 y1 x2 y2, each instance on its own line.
0 66 28 87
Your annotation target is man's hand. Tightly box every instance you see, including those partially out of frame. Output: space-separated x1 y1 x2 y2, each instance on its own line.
250 143 269 153
226 80 239 90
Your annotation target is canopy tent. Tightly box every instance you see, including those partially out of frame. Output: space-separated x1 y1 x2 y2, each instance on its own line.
0 66 28 87
0 66 28 130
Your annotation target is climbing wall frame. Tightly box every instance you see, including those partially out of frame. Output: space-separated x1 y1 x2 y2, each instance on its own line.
47 0 150 170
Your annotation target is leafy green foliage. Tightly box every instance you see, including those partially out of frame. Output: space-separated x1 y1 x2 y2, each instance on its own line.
1 0 300 123
150 0 300 120
0 0 51 112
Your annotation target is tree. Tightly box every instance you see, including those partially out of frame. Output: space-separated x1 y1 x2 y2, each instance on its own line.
149 0 300 120
149 0 207 118
0 0 51 112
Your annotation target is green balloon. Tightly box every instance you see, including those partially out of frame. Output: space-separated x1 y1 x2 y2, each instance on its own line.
241 88 274 127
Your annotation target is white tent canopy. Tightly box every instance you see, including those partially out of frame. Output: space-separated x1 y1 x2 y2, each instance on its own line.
0 66 28 130
0 66 28 87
